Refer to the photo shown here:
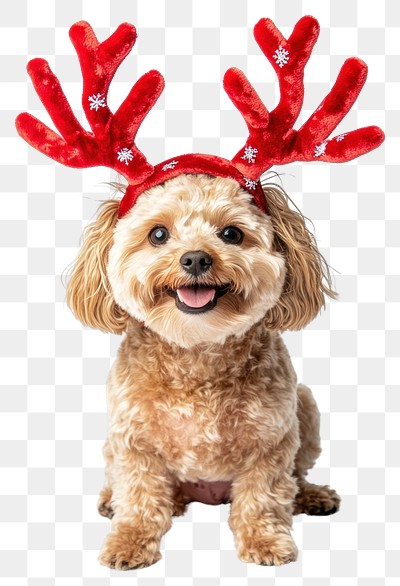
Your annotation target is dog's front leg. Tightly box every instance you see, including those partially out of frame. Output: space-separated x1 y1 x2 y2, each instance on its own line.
229 445 298 566
98 449 174 570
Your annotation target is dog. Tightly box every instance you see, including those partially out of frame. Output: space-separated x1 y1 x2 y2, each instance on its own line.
15 15 384 570
66 173 340 568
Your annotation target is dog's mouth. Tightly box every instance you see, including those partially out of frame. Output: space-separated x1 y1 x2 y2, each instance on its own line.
166 284 230 314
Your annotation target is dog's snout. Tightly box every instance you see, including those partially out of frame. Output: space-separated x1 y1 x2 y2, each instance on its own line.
180 250 213 276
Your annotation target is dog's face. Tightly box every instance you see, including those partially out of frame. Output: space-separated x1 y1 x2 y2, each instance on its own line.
107 175 286 347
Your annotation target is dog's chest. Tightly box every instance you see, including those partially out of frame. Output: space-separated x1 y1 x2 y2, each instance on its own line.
134 378 281 477
114 329 296 477
144 388 222 457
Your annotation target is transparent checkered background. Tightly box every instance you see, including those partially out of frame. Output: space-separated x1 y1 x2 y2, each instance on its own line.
0 0 398 584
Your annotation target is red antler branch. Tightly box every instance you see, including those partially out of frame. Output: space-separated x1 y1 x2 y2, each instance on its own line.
15 22 164 185
16 16 385 219
224 15 384 178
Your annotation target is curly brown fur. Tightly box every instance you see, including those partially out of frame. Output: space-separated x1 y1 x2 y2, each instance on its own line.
293 384 340 516
66 199 128 334
262 181 337 331
66 174 339 569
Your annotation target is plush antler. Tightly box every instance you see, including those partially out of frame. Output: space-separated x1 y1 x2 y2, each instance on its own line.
16 16 384 218
15 21 164 185
224 16 384 178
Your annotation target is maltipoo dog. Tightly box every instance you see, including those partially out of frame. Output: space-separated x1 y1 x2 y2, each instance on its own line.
16 15 383 569
67 174 340 568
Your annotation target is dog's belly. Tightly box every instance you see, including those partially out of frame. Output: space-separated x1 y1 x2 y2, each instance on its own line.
179 479 232 505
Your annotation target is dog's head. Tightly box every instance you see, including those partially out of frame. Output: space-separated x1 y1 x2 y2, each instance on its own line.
67 174 335 347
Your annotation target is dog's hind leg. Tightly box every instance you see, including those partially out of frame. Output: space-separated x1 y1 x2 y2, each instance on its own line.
293 384 340 516
98 440 114 519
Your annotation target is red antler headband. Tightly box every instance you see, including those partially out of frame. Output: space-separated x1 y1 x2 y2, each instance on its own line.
16 16 384 218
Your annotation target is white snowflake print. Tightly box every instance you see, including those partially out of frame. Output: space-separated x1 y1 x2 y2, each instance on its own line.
243 177 258 190
162 160 178 171
88 93 107 111
314 141 328 158
241 145 258 164
273 46 289 68
336 134 346 142
117 148 134 165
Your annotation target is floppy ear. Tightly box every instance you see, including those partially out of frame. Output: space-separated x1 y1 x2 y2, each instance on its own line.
263 184 337 331
66 199 129 334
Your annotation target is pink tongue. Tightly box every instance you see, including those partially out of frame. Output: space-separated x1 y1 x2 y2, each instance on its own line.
177 287 215 308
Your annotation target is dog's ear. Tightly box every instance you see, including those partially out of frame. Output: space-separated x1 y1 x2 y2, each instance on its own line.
263 184 337 331
66 199 128 334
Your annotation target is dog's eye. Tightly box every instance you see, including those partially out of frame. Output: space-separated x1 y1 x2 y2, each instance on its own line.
219 226 244 245
149 226 170 246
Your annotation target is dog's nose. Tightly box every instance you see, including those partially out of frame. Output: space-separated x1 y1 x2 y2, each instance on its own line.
180 250 213 276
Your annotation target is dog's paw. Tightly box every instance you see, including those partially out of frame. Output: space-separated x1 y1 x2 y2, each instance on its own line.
237 532 298 566
97 488 114 519
293 482 340 516
98 530 161 570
